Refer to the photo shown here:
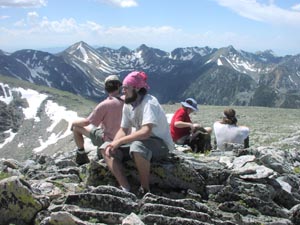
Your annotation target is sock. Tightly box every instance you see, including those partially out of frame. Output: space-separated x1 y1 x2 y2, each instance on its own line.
139 186 150 193
120 186 130 192
77 148 85 153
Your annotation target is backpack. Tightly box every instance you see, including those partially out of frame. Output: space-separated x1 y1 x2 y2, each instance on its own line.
186 127 212 153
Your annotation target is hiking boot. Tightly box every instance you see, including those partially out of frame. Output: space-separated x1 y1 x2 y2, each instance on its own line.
75 149 90 165
137 186 150 198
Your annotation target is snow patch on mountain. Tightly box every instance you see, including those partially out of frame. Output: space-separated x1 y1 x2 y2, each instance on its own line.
217 58 223 66
0 130 17 149
0 83 13 104
33 100 78 153
0 83 80 154
14 87 48 122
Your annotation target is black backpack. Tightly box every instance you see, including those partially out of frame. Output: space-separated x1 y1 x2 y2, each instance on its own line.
186 127 212 153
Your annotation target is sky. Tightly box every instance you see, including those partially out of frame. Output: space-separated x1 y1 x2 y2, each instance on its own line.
1 0 300 56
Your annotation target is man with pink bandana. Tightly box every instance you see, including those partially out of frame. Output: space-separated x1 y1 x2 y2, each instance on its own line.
101 71 173 194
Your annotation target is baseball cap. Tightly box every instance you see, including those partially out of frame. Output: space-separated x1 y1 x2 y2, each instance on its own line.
104 75 120 84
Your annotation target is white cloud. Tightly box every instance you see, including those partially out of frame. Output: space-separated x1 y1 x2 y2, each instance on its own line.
84 21 103 32
38 17 79 33
0 16 182 51
12 15 79 33
97 0 138 8
0 0 47 8
28 11 39 18
0 14 299 56
27 11 39 25
0 15 10 19
292 4 300 11
214 0 300 27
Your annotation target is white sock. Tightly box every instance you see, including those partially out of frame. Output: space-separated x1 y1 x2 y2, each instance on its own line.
120 186 130 192
77 148 85 153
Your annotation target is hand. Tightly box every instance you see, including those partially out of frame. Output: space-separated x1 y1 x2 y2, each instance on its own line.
193 123 201 129
104 145 114 157
190 123 201 132
104 140 121 157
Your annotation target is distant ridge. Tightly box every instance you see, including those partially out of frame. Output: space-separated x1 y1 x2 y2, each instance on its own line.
1 41 300 108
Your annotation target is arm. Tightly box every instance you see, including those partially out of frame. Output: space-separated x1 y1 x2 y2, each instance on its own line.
114 127 130 140
105 124 152 156
174 121 201 131
117 124 152 145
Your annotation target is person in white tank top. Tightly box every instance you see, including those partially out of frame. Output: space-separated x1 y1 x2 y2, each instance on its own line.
213 108 249 151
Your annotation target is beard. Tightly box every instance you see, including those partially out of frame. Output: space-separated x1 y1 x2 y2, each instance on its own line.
125 89 138 104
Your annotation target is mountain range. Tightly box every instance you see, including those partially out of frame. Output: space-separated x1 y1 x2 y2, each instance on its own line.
1 41 300 108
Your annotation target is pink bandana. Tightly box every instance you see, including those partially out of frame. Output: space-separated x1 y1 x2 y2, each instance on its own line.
123 71 150 89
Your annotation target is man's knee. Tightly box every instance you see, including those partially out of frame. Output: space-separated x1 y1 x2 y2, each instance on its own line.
205 127 212 134
72 125 81 132
73 125 90 137
99 148 110 159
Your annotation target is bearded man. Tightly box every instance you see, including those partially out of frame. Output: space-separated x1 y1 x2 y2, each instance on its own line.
100 71 173 194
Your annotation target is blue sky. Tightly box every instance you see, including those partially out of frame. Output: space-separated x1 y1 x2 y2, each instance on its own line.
1 0 300 56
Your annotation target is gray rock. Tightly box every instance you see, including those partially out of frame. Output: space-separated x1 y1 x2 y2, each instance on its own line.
122 212 144 225
39 211 96 225
0 176 49 225
64 193 138 214
290 204 300 225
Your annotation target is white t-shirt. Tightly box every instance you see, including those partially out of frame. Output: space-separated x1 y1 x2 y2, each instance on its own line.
121 94 174 151
213 121 249 150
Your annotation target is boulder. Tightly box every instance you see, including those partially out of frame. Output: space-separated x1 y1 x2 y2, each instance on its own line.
0 176 49 225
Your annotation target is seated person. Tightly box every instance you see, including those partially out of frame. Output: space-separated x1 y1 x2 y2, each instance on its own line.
213 108 249 151
101 71 174 193
170 98 212 151
71 75 123 165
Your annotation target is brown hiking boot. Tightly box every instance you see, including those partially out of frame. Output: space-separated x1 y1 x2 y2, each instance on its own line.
75 149 90 165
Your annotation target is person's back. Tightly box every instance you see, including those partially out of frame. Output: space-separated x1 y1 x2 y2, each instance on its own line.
71 75 123 165
87 95 123 142
214 122 249 150
213 108 249 151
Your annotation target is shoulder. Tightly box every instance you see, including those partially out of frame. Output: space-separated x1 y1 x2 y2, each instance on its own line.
238 125 250 132
175 107 185 115
142 94 160 106
144 94 156 102
213 121 226 129
213 121 222 126
95 97 121 108
105 96 124 104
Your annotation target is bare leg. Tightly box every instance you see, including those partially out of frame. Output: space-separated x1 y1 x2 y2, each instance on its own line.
133 152 150 191
73 126 91 149
100 149 130 190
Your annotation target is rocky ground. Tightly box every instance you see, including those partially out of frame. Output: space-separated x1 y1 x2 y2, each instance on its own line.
1 134 300 224
1 83 300 224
